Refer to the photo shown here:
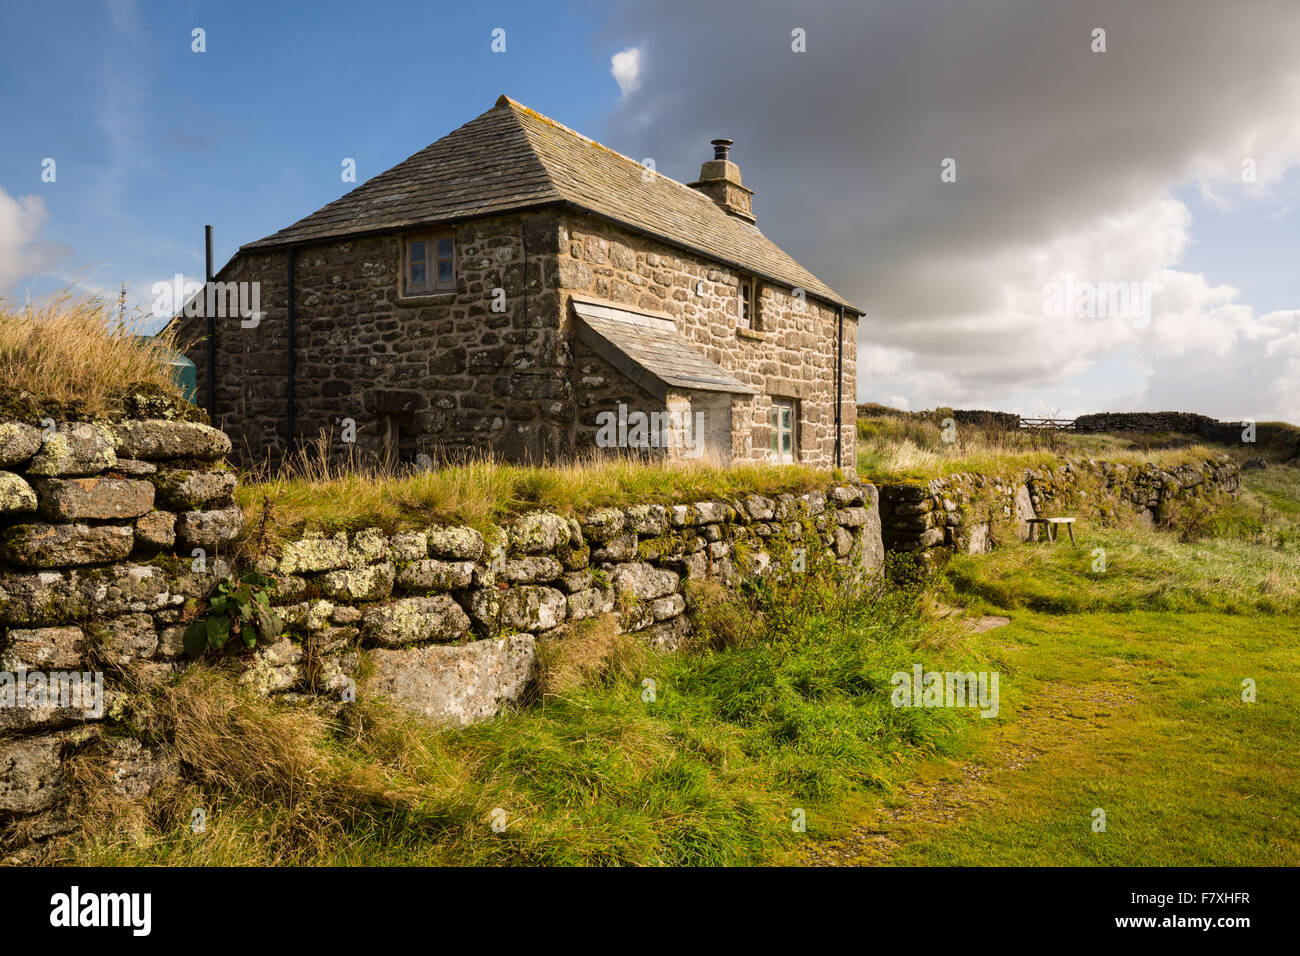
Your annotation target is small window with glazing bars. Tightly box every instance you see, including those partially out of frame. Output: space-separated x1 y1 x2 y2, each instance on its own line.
404 231 455 295
770 398 797 463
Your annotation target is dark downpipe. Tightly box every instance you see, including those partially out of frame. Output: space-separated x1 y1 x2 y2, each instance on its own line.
835 305 843 469
204 225 215 421
286 246 296 460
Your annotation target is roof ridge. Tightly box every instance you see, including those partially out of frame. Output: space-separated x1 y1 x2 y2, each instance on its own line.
495 95 726 208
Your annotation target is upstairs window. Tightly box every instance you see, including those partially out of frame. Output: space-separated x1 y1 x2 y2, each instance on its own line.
404 231 455 295
770 398 797 464
738 276 755 328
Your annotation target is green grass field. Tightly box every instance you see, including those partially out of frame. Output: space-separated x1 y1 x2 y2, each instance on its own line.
807 462 1300 866
806 610 1300 865
59 445 1300 867
65 559 981 866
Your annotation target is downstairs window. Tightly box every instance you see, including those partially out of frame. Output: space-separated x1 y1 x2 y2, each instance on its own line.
770 398 797 464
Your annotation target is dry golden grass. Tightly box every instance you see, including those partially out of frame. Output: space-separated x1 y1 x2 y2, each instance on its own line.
684 578 766 650
55 668 460 866
236 429 837 547
0 292 179 414
857 414 1213 482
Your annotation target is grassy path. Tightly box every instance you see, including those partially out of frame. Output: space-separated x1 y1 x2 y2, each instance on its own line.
802 610 1300 866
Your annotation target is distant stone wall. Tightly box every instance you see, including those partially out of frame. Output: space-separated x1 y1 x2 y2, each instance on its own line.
878 454 1241 567
1074 411 1297 456
2 406 884 860
1074 411 1225 436
950 409 1020 430
857 405 1021 431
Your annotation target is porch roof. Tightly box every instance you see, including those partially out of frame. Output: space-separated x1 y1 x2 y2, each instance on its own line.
570 298 757 401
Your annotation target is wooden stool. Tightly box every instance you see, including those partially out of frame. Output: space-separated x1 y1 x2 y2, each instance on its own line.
1026 517 1076 546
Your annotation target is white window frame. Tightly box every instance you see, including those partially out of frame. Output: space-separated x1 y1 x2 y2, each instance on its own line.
403 230 455 296
770 398 797 464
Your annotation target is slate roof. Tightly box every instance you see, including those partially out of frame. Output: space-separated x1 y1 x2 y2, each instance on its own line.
243 96 861 314
571 298 758 399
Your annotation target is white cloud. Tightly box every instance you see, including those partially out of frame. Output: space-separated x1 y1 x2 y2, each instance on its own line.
0 188 66 296
858 196 1300 420
610 46 643 97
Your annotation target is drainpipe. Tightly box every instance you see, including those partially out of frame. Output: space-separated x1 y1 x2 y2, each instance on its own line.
204 225 215 421
835 305 843 469
286 246 296 460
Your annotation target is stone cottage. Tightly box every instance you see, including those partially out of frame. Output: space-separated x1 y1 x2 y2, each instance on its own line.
174 96 862 470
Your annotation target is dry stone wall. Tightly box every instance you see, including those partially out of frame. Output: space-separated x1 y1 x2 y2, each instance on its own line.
1075 412 1298 458
2 405 885 859
878 454 1241 567
1075 411 1236 436
0 408 241 859
245 481 884 724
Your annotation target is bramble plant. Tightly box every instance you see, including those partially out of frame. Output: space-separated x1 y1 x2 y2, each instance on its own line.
183 571 283 656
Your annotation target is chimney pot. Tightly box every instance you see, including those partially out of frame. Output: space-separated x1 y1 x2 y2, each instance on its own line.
690 139 755 223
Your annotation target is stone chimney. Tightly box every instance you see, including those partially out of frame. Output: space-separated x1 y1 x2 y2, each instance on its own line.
688 139 756 224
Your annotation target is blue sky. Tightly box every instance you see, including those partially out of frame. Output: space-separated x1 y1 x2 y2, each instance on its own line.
1174 174 1300 316
2 0 1297 419
0 0 621 307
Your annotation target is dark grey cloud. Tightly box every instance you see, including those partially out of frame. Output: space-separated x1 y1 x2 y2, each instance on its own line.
594 0 1300 416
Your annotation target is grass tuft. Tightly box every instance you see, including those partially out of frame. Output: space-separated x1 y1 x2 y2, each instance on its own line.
535 615 650 699
236 431 839 545
0 291 179 417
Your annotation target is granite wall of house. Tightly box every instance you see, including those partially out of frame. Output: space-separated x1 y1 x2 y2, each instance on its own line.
556 213 858 470
572 337 665 454
176 210 858 472
174 210 570 467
